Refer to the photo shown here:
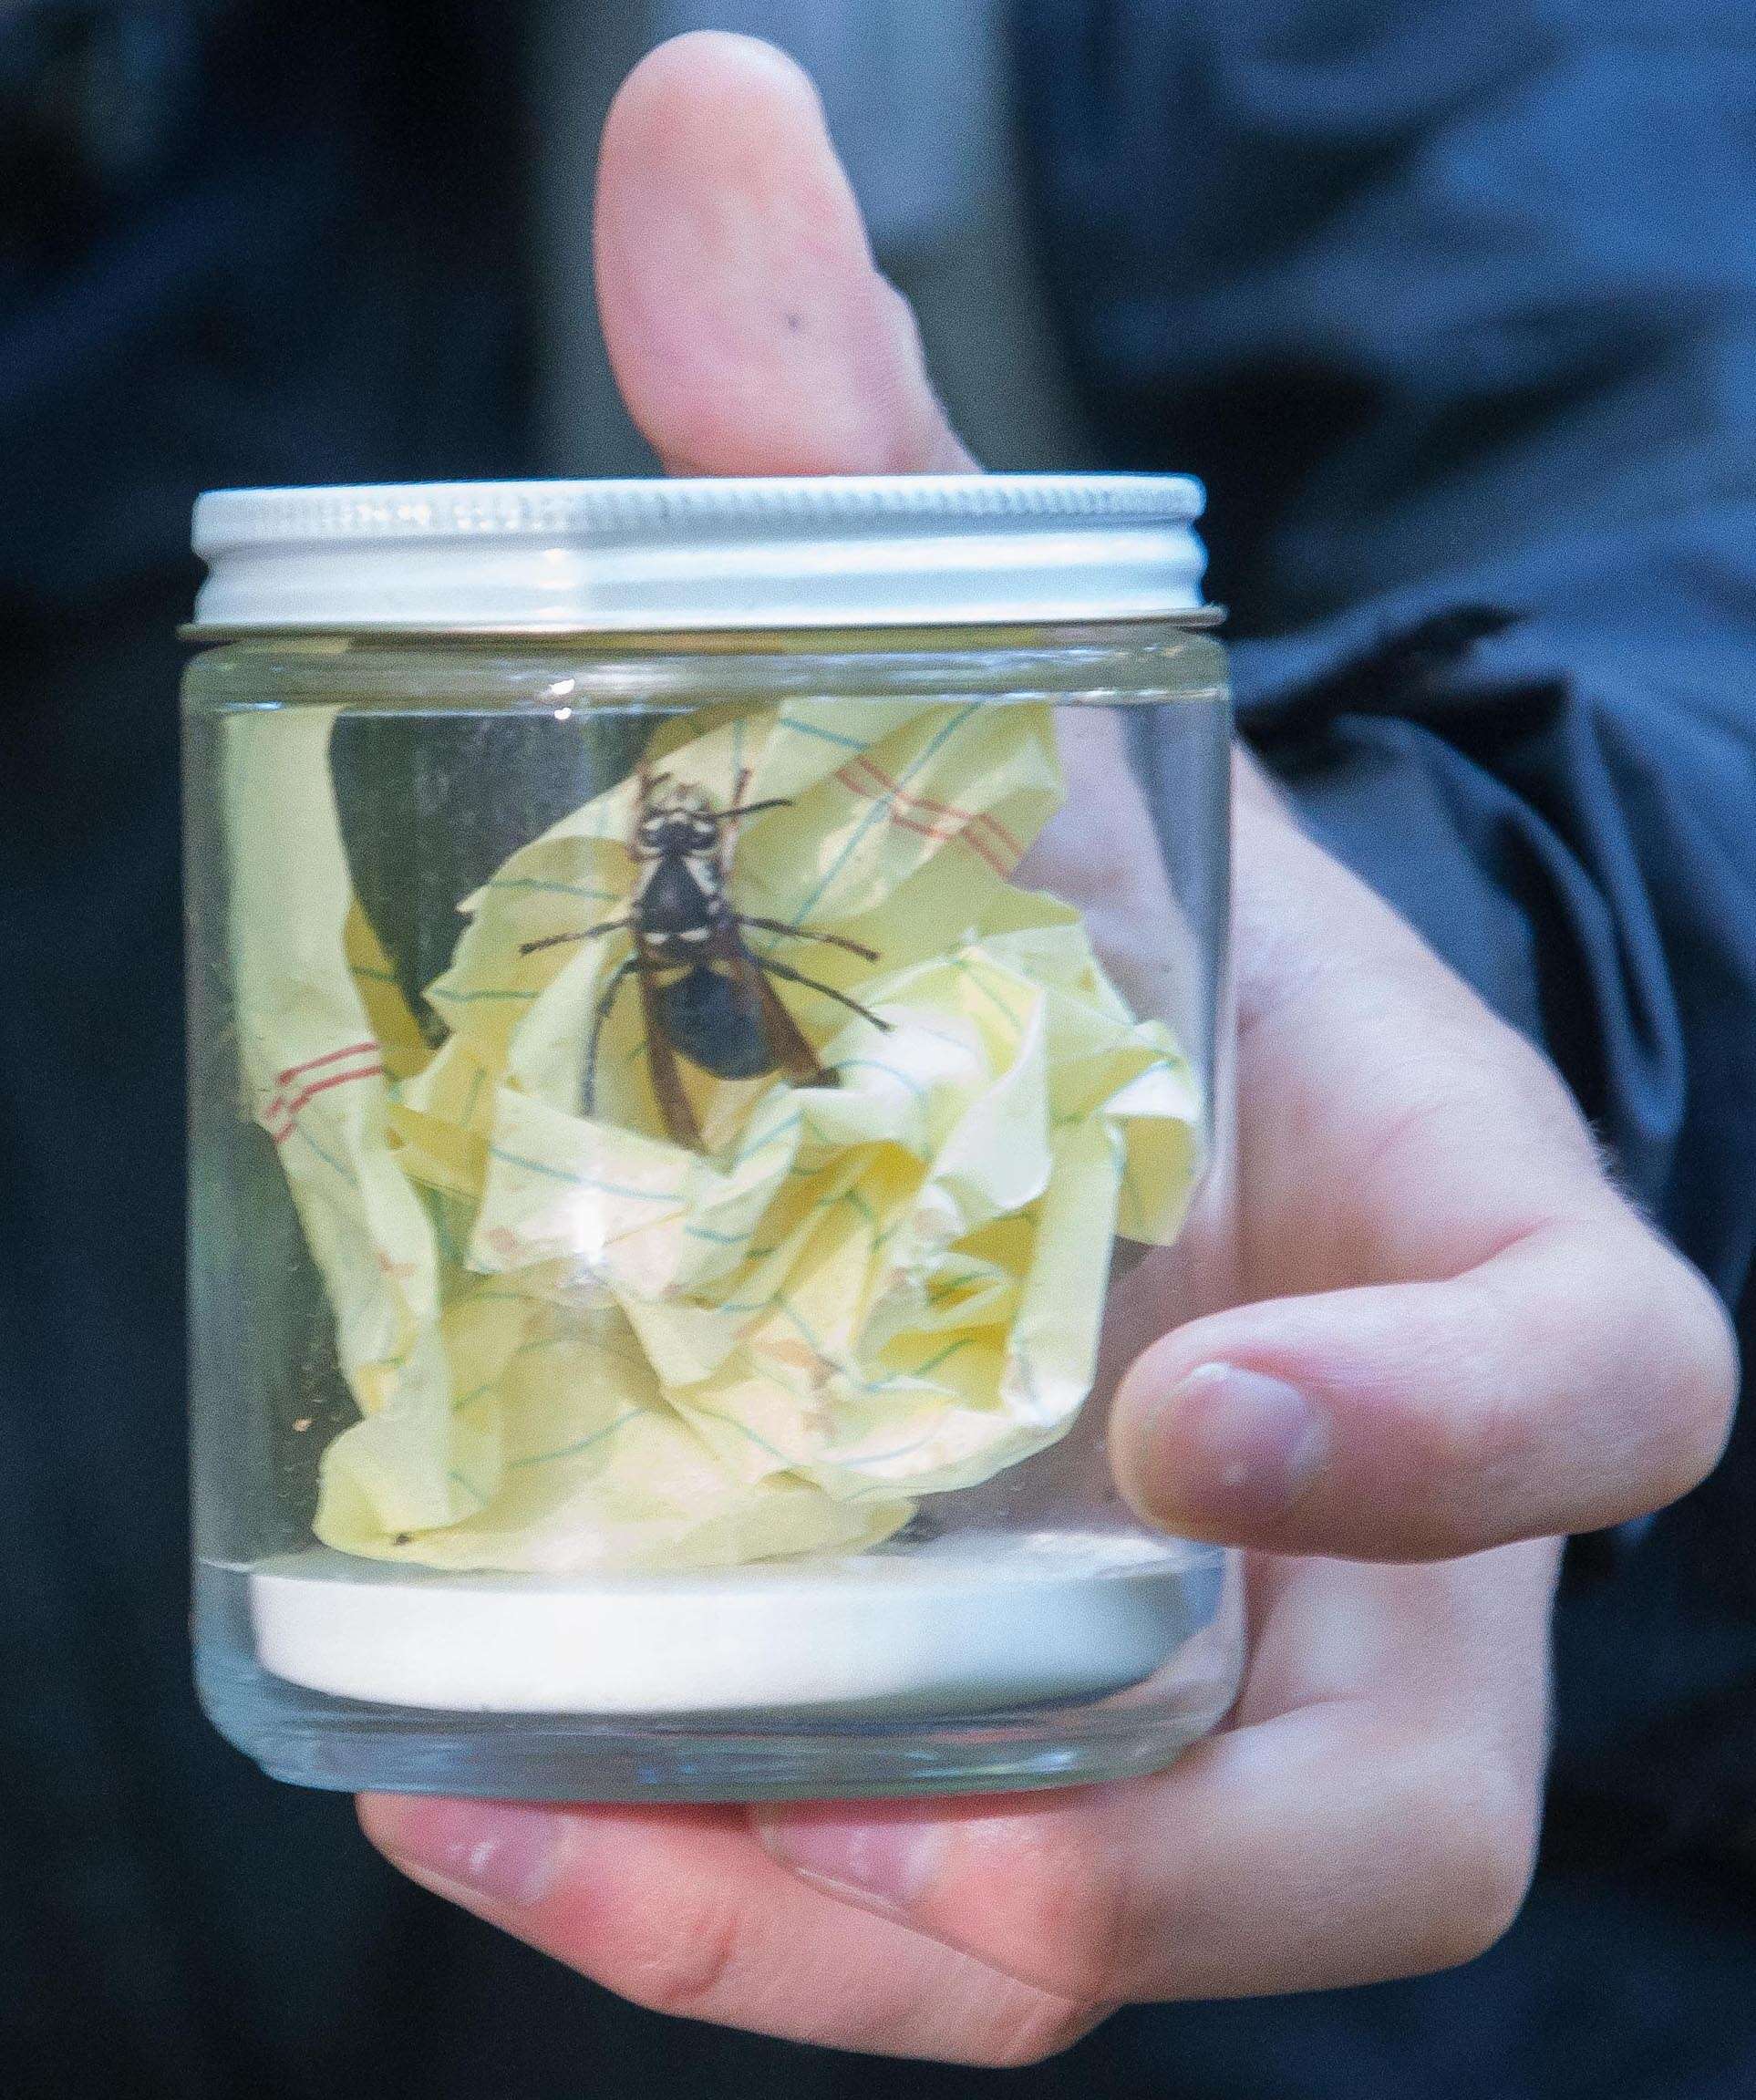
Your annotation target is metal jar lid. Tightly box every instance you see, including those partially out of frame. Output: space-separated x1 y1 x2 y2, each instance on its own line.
189 473 1209 634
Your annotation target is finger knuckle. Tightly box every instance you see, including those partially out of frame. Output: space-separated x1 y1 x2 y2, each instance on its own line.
997 1826 1131 2003
613 1888 748 2017
1579 1221 1741 1514
1403 1748 1541 1973
1652 1265 1740 1501
1400 1379 1533 1554
982 1992 1109 2068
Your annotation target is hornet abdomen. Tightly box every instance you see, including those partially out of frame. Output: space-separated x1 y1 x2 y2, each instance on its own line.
654 963 777 1080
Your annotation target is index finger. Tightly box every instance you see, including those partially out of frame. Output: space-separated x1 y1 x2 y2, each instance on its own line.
1109 777 1738 1557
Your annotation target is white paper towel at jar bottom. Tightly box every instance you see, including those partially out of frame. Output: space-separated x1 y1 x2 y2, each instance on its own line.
249 1531 1228 1715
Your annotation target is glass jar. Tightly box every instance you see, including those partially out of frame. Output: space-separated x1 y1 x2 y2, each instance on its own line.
184 476 1241 1800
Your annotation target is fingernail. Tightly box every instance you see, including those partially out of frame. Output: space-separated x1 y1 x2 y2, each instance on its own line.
363 1796 567 1909
756 1809 940 1912
1123 1362 1327 1529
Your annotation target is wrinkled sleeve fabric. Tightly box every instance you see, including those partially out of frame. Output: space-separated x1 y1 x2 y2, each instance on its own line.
1013 0 1756 1847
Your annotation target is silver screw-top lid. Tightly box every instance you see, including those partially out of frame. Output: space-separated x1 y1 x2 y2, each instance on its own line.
190 474 1208 633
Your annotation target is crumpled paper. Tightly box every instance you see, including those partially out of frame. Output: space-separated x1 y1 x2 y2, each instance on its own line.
225 693 1203 1573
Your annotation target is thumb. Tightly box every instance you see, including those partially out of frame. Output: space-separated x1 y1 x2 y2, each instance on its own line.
593 32 974 479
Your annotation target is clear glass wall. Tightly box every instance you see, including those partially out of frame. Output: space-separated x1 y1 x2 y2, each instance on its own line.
185 624 1241 1797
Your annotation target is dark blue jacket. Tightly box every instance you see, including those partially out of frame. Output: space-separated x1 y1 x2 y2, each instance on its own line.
1013 0 1756 1870
1 4 1751 2095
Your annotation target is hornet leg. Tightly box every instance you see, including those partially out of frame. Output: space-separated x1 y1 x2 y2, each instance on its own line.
583 952 644 1116
521 916 635 957
732 915 879 962
755 953 890 1032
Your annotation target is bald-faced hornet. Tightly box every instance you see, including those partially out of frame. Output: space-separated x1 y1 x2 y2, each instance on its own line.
522 766 887 1150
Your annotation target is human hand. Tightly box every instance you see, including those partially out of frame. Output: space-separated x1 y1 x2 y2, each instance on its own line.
360 34 1738 2062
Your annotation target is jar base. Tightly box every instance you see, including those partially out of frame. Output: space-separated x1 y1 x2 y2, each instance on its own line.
248 1531 1218 1715
195 1546 1243 1800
